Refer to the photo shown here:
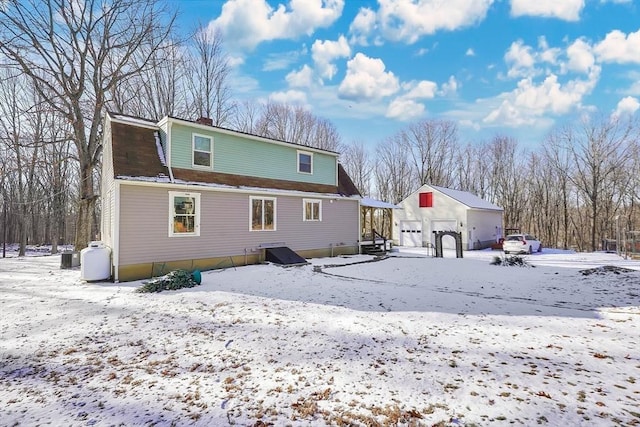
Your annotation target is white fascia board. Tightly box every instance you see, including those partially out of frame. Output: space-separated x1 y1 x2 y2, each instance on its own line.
113 180 121 282
109 114 159 130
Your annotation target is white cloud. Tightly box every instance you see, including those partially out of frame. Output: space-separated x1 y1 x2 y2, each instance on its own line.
349 0 494 45
466 48 475 57
594 29 640 64
269 89 308 105
262 50 304 71
311 35 351 80
503 37 592 81
505 40 536 78
613 96 640 117
510 0 584 21
628 77 640 96
285 65 314 88
386 98 425 120
565 38 595 73
349 7 377 45
439 76 459 96
227 55 245 68
484 68 600 126
537 36 561 66
338 53 399 101
210 0 344 50
385 79 441 120
402 80 438 99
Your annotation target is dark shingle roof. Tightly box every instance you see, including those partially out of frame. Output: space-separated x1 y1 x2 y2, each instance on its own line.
111 120 169 179
337 163 361 197
171 168 339 194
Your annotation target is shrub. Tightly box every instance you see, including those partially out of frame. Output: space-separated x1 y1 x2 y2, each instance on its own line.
491 255 533 267
136 269 201 293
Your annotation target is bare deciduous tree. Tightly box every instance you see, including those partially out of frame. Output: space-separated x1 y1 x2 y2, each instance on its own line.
187 24 234 126
257 102 342 151
115 39 189 120
559 115 637 251
340 141 372 196
454 142 491 200
230 99 267 135
401 119 457 187
375 135 414 204
0 0 177 249
485 135 527 230
542 128 575 249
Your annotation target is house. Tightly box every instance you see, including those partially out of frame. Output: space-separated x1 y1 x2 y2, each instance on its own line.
100 113 361 282
392 184 503 250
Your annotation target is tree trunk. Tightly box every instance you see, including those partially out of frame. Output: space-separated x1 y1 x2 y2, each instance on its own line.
74 163 96 249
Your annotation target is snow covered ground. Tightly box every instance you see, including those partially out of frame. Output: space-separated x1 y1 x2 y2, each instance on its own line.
1 247 639 426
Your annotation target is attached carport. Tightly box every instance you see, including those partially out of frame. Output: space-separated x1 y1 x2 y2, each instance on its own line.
360 197 401 252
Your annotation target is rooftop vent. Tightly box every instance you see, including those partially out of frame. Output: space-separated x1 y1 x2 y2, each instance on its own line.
196 116 213 126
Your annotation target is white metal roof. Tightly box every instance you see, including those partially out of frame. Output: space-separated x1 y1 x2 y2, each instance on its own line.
360 197 402 209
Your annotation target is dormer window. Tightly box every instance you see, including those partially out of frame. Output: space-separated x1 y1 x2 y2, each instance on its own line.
193 134 212 168
297 150 313 174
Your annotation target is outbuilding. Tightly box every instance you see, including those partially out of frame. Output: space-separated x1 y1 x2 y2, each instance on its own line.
393 184 503 250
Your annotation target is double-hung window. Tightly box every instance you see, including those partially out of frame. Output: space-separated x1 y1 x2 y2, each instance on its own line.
297 150 313 174
250 197 276 231
169 192 200 236
193 133 213 168
303 199 322 221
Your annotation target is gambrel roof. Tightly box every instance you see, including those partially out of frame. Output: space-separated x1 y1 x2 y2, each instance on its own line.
106 112 360 197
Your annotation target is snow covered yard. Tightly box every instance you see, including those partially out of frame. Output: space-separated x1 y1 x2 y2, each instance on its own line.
1 248 640 426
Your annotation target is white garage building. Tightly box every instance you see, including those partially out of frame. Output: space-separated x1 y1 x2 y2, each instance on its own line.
393 184 504 250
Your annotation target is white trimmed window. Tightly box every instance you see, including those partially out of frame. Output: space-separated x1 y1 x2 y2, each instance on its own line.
250 196 276 231
297 150 313 174
193 133 213 168
303 199 322 222
169 192 200 237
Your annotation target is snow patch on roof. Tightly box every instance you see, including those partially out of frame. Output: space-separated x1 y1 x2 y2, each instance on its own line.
154 131 167 167
360 197 401 209
117 175 171 183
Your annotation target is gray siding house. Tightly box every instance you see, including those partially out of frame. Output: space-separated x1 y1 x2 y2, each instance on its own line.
101 113 360 281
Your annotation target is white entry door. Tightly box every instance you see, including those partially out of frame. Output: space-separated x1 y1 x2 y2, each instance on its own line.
400 220 422 247
431 220 457 249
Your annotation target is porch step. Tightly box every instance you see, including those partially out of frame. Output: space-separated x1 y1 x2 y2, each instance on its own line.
361 245 387 256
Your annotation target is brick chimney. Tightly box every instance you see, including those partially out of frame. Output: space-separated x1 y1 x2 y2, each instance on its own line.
196 116 213 126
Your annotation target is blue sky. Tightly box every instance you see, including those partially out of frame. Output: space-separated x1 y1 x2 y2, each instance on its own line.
177 0 640 149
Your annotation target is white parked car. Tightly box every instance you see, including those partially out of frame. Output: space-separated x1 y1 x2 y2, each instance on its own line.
503 233 542 255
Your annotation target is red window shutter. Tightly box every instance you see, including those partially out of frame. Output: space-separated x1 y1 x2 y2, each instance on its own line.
419 192 433 207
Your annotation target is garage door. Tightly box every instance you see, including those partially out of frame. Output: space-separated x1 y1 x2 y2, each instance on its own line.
431 220 457 249
400 220 422 247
